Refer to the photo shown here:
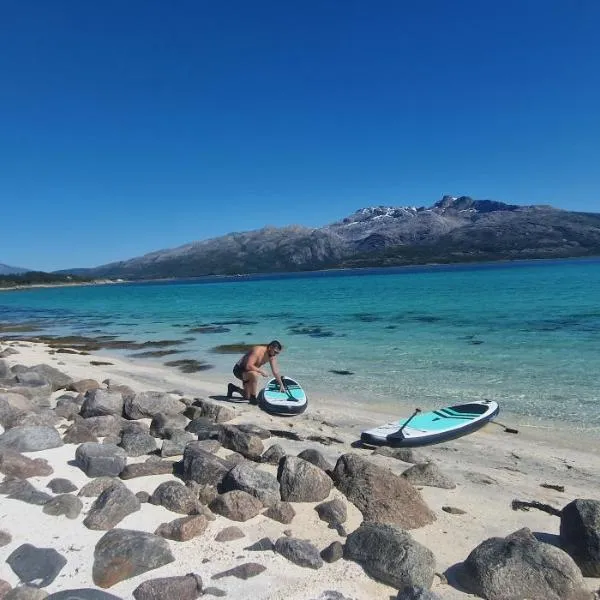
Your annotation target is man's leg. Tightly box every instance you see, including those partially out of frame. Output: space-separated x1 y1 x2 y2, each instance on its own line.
244 372 260 404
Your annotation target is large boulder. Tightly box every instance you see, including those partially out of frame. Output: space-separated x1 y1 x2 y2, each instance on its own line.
75 443 127 478
133 574 203 600
218 425 264 460
83 484 141 530
278 456 333 502
331 453 435 529
560 498 600 577
459 527 591 600
80 389 124 418
344 522 435 590
0 426 63 452
221 462 281 507
182 443 230 486
124 391 186 420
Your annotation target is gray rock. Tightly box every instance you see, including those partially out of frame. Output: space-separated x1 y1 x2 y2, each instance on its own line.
263 501 295 524
118 431 157 457
236 423 271 439
297 448 334 473
133 574 202 600
149 413 189 438
320 541 343 563
0 449 53 478
160 431 196 457
46 590 122 599
13 371 50 388
218 425 264 460
75 443 127 478
66 379 101 394
0 426 63 452
344 522 435 589
261 444 286 465
42 494 83 519
560 498 600 576
92 529 175 588
46 478 77 493
3 410 59 430
8 482 52 505
79 415 123 438
0 529 12 546
401 462 456 489
124 391 186 420
332 453 435 529
396 587 443 600
6 544 67 587
182 443 230 486
184 418 222 439
62 422 98 444
202 588 226 598
149 480 199 514
221 461 280 507
214 526 245 542
209 490 263 521
78 477 124 497
80 389 124 418
278 456 333 502
373 447 430 463
135 491 150 503
244 537 275 552
5 587 49 600
154 515 209 542
212 563 266 580
17 364 72 392
119 461 175 480
460 527 590 600
315 498 347 525
83 484 140 530
275 537 323 569
188 399 235 423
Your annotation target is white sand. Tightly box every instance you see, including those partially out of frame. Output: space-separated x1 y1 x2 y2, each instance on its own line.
1 341 599 599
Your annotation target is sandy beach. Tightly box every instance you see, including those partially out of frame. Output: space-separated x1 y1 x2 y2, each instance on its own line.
1 339 599 599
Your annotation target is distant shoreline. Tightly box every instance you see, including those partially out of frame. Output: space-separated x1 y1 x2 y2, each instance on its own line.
0 278 126 292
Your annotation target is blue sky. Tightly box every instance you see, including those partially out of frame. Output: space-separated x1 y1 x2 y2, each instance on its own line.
1 0 599 271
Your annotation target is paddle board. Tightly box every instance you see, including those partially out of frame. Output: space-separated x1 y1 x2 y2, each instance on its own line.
259 376 308 415
361 400 499 447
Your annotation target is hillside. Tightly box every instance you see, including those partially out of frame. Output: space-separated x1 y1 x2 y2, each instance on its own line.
60 196 600 279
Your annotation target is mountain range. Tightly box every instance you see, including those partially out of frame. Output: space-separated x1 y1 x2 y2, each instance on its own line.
34 196 600 280
0 263 28 275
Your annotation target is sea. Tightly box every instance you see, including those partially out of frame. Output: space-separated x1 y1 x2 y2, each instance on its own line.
1 258 599 432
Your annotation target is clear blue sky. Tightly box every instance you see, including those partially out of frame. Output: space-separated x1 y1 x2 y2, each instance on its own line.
1 0 599 271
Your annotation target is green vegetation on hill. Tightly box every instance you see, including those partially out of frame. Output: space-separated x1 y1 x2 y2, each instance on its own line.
0 271 93 289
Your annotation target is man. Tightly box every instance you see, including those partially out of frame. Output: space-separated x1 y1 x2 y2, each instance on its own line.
227 340 285 404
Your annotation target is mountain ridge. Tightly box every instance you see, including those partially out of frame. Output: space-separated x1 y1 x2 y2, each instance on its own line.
57 196 600 279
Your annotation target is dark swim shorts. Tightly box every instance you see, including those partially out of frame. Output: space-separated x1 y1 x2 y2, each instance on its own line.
233 364 245 380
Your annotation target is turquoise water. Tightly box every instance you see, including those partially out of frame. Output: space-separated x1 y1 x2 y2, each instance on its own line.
1 259 599 430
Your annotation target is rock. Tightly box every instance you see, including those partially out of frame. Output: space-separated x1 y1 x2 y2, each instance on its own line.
42 494 83 519
160 431 196 457
3 409 60 430
344 522 435 589
79 415 123 438
136 491 150 503
261 444 286 465
184 418 222 440
92 529 175 588
202 588 226 598
315 498 347 525
75 443 127 478
78 477 124 497
460 527 590 600
80 389 124 418
6 544 67 587
221 461 280 507
118 431 157 457
244 537 275 552
214 526 245 542
47 478 77 493
212 563 266 580
320 541 343 563
186 481 219 505
236 423 271 439
0 449 53 478
46 590 122 599
124 391 186 420
119 461 175 480
332 453 435 528
182 443 230 486
54 398 82 421
188 399 235 423
218 425 264 460
560 498 600 577
0 426 63 452
83 484 141 530
373 447 430 463
310 593 353 600
18 364 72 392
7 481 52 506
442 506 466 515
155 515 209 542
275 537 323 569
0 529 12 546
401 462 456 489
396 587 443 600
67 379 101 394
278 456 333 502
297 449 334 473
149 413 189 438
263 501 295 524
209 490 263 521
149 481 199 514
5 587 49 599
133 574 203 600
0 578 11 597
62 422 98 444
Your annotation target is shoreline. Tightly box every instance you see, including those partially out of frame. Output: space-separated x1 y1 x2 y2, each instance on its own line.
1 339 599 598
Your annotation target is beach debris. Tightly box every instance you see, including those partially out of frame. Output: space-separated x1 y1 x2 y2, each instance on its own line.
6 544 67 588
279 456 333 503
560 499 600 577
401 462 457 490
275 537 323 569
511 499 562 517
345 522 435 589
133 573 203 600
459 527 589 600
92 529 175 588
541 482 565 492
332 454 435 528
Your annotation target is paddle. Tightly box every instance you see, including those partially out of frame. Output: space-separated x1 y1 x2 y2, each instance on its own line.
397 408 422 436
280 376 298 402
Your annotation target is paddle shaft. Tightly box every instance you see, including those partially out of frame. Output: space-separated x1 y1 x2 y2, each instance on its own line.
397 408 422 435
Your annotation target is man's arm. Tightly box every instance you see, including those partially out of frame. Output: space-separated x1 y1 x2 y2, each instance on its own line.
269 357 285 391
